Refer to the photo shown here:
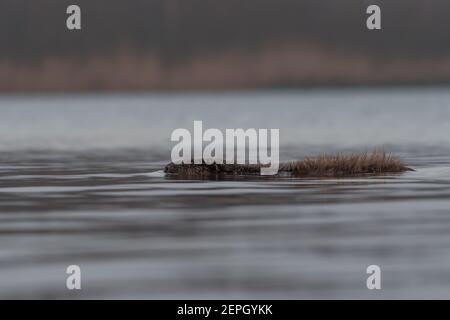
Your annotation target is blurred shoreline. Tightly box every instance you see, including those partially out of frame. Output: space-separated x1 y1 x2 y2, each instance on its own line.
4 1 450 93
3 43 450 93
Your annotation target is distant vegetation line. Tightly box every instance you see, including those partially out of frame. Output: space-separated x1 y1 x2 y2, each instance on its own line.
2 0 450 91
2 43 450 92
3 0 450 60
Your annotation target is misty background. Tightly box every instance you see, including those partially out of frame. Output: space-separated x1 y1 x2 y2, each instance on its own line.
2 0 450 92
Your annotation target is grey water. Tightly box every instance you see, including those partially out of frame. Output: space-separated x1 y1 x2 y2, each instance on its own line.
1 88 450 299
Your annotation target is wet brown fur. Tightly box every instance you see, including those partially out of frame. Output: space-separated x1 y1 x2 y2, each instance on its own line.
164 150 413 178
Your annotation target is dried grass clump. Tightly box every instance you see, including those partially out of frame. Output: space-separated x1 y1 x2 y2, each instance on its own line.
280 150 410 177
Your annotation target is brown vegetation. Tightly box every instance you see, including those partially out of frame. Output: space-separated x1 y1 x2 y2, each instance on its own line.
4 44 450 92
3 0 450 92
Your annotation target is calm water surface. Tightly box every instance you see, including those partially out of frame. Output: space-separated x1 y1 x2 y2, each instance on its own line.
0 88 450 299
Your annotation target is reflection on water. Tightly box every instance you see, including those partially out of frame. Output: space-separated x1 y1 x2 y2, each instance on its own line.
1 89 450 299
0 149 450 299
2 87 450 151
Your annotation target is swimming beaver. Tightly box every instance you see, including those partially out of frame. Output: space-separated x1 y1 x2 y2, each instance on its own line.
164 150 413 178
